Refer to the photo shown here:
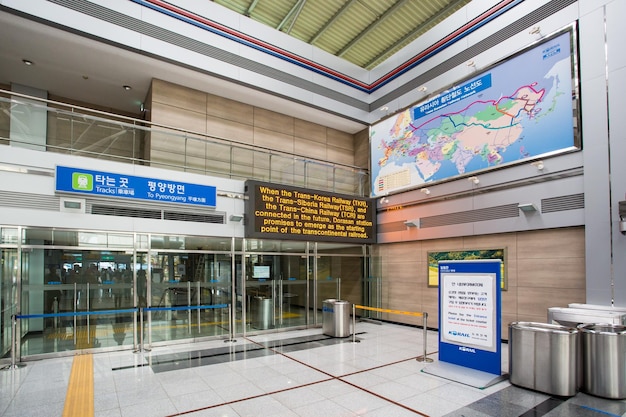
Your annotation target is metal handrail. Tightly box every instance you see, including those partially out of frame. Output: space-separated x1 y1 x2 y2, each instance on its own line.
0 89 368 195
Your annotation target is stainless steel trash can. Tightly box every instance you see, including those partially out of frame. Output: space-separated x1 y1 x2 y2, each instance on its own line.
322 299 351 337
251 296 273 329
509 322 579 396
579 323 626 399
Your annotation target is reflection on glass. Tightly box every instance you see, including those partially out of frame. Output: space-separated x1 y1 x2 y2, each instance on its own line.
1 227 19 244
1 249 18 357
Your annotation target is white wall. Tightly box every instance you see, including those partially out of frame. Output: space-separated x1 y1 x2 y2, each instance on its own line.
0 146 246 238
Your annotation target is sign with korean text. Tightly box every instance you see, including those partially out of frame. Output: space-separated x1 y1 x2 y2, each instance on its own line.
55 166 216 207
438 260 501 375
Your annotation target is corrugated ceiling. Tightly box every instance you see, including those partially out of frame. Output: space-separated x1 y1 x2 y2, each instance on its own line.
213 0 472 69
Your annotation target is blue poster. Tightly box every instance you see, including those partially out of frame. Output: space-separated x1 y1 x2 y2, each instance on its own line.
55 165 216 207
438 260 502 375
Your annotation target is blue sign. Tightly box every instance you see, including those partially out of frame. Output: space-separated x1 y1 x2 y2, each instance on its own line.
438 260 502 375
55 165 216 207
413 74 492 119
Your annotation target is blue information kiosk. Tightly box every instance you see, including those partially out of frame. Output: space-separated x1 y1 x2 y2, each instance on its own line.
423 259 506 388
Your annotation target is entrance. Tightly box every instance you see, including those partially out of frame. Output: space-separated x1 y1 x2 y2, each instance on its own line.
0 227 370 361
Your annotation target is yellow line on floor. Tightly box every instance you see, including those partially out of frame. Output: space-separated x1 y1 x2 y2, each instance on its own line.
63 354 94 417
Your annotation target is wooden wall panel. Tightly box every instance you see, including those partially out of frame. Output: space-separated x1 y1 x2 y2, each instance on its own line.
148 79 356 171
377 227 586 339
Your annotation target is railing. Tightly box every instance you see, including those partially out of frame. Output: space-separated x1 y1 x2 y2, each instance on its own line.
352 304 433 363
2 302 234 368
0 89 369 196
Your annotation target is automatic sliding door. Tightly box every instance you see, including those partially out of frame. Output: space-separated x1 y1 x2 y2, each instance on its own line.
149 251 231 344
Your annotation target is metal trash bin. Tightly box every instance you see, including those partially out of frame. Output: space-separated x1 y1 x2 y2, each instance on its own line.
579 323 626 399
509 322 579 396
322 299 351 337
251 296 273 329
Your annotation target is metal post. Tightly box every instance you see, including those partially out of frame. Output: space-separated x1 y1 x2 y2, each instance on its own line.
53 297 59 329
139 307 144 352
3 315 26 370
416 312 433 362
228 304 232 340
224 304 235 343
197 281 201 333
271 281 276 328
279 280 283 325
337 278 341 299
144 307 151 352
187 282 192 334
86 282 90 344
132 308 139 353
73 283 77 346
352 304 359 343
10 314 16 367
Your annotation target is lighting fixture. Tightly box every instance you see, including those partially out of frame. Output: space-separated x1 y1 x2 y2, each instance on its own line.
529 26 541 35
420 188 430 195
418 85 428 92
467 60 475 67
468 176 480 185
123 85 132 91
531 161 544 171
380 197 389 204
405 219 420 228
229 214 244 222
22 59 33 66
518 203 537 212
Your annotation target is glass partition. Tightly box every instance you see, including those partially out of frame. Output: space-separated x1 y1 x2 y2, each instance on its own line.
148 251 231 345
0 248 18 358
17 247 137 356
0 90 369 196
2 227 372 360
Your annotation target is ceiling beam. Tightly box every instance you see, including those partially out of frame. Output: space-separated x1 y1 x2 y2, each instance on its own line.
277 0 307 33
337 0 412 58
244 0 261 17
308 0 358 45
363 0 470 69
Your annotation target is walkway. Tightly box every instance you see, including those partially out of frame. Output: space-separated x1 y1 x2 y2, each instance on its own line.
1 322 625 416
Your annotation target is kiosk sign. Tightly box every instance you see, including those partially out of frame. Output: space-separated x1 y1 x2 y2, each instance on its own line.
441 272 496 352
438 260 501 375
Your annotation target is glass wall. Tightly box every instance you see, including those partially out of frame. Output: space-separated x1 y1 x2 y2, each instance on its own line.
0 227 19 357
0 227 370 361
0 90 369 196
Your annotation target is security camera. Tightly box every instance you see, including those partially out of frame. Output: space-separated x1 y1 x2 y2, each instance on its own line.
621 220 626 235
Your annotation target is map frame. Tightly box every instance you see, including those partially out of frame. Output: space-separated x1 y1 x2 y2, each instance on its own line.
370 24 581 198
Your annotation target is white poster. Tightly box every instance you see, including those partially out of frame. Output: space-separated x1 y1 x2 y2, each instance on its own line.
441 273 497 352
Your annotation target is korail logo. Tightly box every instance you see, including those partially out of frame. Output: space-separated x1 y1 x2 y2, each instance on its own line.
448 330 470 338
458 346 476 353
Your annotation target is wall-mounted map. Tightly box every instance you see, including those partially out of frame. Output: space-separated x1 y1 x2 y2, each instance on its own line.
370 28 579 197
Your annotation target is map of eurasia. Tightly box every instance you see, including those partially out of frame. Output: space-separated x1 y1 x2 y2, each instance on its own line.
370 31 576 197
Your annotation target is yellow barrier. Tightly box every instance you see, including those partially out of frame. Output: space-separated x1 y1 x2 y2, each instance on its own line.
352 304 433 363
355 305 425 317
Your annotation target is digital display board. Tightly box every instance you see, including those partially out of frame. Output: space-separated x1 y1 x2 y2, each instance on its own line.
370 27 580 196
245 181 376 243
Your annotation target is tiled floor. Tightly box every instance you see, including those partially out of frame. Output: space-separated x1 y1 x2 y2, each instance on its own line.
1 321 625 417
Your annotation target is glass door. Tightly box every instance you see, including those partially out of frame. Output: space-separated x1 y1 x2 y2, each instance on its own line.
148 251 231 344
275 254 308 329
0 249 18 359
